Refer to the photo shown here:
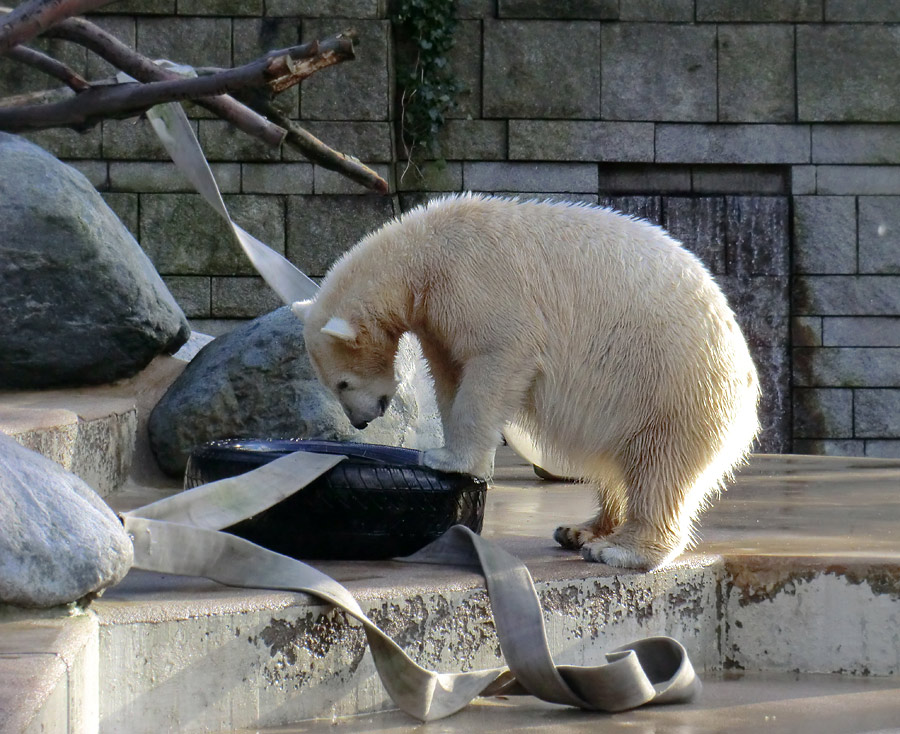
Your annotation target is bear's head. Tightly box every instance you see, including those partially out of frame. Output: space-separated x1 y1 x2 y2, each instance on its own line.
292 299 399 430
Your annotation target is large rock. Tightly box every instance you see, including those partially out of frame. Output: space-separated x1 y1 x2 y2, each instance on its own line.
0 433 133 608
148 306 442 477
0 133 189 388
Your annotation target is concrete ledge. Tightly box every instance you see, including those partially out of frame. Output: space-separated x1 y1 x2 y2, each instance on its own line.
0 615 98 734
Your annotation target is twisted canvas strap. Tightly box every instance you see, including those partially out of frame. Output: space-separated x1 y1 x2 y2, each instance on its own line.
122 451 700 722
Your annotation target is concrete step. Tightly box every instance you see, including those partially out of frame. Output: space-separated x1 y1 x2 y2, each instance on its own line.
0 613 98 734
241 671 900 734
0 355 186 496
2 365 899 733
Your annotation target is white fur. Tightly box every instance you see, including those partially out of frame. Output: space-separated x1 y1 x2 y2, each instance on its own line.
299 194 760 570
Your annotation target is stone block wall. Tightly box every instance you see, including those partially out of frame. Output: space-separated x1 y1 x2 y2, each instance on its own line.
3 0 900 457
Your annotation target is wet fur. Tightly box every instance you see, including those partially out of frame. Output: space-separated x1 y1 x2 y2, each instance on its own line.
299 194 760 570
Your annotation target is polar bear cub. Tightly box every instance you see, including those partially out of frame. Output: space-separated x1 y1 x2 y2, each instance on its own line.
293 194 759 570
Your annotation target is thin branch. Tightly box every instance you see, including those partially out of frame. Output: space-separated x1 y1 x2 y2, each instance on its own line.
0 40 353 132
236 90 389 194
41 15 288 146
6 43 89 91
0 0 113 55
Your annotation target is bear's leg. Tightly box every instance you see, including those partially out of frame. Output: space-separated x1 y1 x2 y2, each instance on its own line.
423 354 534 478
581 442 702 570
554 479 627 548
418 338 461 439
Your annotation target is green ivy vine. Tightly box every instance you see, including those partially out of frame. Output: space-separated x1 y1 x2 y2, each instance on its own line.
391 0 462 179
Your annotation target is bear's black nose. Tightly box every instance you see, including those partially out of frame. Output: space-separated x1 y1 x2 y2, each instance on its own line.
353 420 369 430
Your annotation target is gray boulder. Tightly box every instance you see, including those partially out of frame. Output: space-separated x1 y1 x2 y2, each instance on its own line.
0 433 133 608
148 306 442 477
0 133 189 388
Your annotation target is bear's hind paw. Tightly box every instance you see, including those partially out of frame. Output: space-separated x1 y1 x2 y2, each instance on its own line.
582 540 655 570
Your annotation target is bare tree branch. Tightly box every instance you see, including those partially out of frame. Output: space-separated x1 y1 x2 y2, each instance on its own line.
6 43 89 91
0 39 353 131
236 90 389 194
0 0 112 55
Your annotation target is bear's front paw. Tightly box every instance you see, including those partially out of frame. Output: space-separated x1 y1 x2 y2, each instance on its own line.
553 525 596 550
423 447 492 478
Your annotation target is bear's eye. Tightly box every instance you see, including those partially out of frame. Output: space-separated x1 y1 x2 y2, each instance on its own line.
336 380 349 391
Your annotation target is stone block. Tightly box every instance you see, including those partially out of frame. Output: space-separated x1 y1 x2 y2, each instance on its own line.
724 196 789 277
264 0 385 16
314 165 391 194
211 277 284 318
858 197 900 273
792 388 853 438
792 166 817 195
747 343 791 453
598 165 692 194
439 120 507 161
447 21 484 120
457 0 496 18
812 125 900 164
163 276 212 318
66 161 109 190
656 125 810 164
718 25 795 123
793 196 857 274
88 0 173 12
464 162 598 193
396 162 464 192
854 389 900 438
135 17 232 69
696 0 823 21
597 195 662 226
823 317 900 347
798 25 900 122
794 276 900 316
661 197 726 274
199 120 281 162
140 193 285 275
102 118 187 160
101 192 139 235
233 16 300 63
692 167 788 195
792 347 900 387
826 0 900 21
718 276 790 350
497 0 618 19
109 161 241 193
508 121 654 163
619 0 694 21
601 24 716 122
286 195 396 277
793 316 822 347
188 318 243 337
242 163 314 194
85 16 135 79
792 439 864 456
177 0 264 14
865 440 900 458
483 20 601 119
816 166 900 195
285 122 394 163
23 127 102 160
301 20 390 121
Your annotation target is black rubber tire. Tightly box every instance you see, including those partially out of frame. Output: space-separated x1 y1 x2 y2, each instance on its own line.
185 438 487 560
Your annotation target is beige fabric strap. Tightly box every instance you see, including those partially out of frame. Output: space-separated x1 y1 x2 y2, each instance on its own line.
122 451 700 722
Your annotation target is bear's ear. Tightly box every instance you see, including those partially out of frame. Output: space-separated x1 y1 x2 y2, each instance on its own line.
291 300 313 322
321 316 357 342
